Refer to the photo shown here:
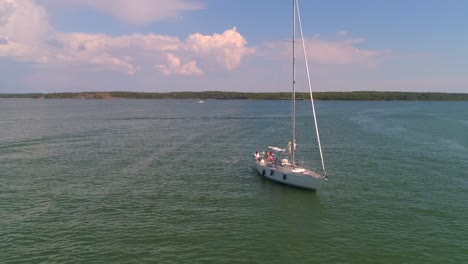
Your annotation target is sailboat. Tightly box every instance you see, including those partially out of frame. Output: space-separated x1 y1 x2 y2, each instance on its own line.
253 0 327 191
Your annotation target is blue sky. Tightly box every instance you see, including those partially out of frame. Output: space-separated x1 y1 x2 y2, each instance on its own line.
0 0 467 93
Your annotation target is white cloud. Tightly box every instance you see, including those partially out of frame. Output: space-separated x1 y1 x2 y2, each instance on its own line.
0 0 254 77
0 35 48 63
0 0 50 44
158 53 202 76
306 38 391 67
0 1 14 26
263 36 391 67
49 29 253 76
186 27 255 70
51 32 139 75
0 0 51 62
42 0 203 25
337 30 348 37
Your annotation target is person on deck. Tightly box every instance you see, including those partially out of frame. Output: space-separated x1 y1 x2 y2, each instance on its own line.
268 151 274 161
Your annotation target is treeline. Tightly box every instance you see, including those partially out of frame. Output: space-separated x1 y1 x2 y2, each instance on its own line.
109 91 293 100
1 91 468 101
308 91 468 101
0 93 43 98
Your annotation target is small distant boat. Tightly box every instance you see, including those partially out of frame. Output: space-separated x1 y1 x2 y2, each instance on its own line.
253 0 328 191
198 100 204 103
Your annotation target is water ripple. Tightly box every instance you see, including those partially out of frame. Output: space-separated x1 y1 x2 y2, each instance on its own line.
1 100 467 263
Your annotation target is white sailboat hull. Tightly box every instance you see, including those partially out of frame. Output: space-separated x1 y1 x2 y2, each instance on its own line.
254 161 323 191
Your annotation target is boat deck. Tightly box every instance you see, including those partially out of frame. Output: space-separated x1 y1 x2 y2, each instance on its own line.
256 160 324 180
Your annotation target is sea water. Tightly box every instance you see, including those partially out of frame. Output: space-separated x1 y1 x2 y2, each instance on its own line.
1 99 467 263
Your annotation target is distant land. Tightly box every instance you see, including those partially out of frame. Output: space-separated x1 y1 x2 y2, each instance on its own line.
1 91 468 101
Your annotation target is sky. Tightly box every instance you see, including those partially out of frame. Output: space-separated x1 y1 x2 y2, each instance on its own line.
0 0 467 93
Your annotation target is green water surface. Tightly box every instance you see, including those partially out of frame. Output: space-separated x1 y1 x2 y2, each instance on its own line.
1 99 467 263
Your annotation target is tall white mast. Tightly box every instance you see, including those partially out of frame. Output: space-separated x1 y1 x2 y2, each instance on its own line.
291 0 296 166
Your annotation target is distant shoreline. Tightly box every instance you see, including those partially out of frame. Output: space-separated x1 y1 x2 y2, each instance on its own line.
1 91 468 101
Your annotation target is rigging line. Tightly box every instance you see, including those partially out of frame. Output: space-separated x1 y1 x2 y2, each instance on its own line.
296 0 327 176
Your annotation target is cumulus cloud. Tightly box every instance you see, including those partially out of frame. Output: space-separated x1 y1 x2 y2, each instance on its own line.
0 0 51 62
186 27 255 70
158 53 202 76
0 0 50 44
51 32 139 75
153 27 254 75
0 0 253 76
42 0 203 25
48 28 253 76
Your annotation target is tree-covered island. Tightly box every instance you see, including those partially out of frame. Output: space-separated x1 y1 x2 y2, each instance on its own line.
1 91 468 100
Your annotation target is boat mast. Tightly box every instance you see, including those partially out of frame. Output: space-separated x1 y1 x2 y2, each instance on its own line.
291 0 296 166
